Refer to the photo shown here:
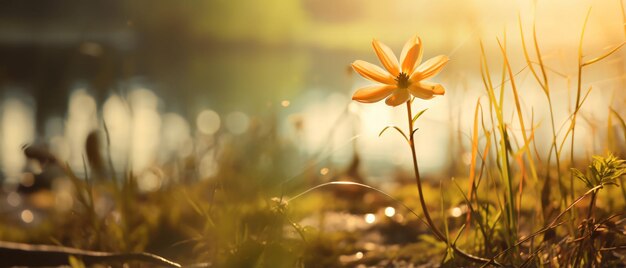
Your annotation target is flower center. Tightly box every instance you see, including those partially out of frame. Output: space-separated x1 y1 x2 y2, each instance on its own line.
396 72 410 89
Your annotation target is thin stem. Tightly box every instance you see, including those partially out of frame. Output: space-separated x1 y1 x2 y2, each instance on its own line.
406 101 443 239
570 64 583 204
405 101 498 266
483 185 603 267
574 189 598 266
565 9 592 236
546 98 565 207
586 190 597 220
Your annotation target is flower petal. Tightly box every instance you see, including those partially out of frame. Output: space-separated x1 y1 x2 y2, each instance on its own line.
400 35 423 74
410 55 449 81
372 39 400 76
385 89 410 106
408 81 445 100
352 60 396 85
352 84 397 103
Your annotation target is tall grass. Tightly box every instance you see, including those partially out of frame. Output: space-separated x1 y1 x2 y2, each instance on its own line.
462 5 626 266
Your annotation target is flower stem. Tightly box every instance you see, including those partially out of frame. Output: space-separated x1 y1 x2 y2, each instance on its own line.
405 100 497 266
406 101 444 240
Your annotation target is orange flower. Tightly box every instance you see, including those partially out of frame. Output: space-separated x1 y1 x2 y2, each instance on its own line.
351 35 449 106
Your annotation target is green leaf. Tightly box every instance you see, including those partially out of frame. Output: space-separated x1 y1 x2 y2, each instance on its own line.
379 126 409 143
574 153 626 189
571 168 592 189
412 108 429 123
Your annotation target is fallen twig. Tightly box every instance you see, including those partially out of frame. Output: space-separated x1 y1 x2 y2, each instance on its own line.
0 241 181 267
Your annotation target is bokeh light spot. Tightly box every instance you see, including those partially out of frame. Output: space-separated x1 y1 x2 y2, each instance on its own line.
20 209 34 223
384 206 395 217
7 192 21 207
197 110 221 135
450 207 463 218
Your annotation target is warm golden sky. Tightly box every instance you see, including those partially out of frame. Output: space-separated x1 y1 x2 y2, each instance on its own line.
198 0 624 52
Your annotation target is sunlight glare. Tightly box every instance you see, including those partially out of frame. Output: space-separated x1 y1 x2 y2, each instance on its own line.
129 89 161 173
1 97 35 183
65 89 97 171
103 94 132 171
